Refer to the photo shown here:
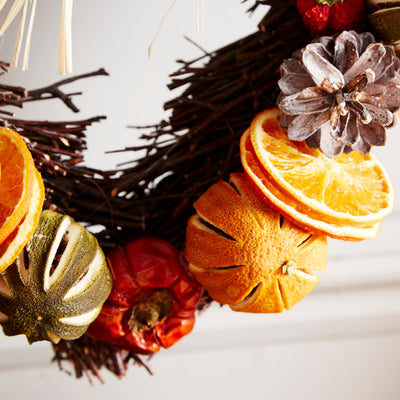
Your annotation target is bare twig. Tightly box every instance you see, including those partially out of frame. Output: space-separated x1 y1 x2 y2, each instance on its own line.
25 68 109 112
103 0 310 250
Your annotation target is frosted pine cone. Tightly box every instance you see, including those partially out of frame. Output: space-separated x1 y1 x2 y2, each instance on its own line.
277 31 400 157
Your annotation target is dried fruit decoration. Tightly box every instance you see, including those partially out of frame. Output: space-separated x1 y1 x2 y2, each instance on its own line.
240 108 394 241
367 0 400 54
277 30 400 157
0 210 112 344
185 173 327 313
297 0 365 36
87 238 203 354
0 126 43 272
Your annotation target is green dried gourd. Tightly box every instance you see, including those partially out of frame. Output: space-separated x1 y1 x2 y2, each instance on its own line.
0 210 112 344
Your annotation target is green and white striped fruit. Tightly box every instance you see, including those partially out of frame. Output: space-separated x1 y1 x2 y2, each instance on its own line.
0 210 112 344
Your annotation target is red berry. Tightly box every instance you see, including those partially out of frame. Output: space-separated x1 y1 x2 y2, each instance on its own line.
297 0 316 15
297 0 365 36
303 4 330 35
329 0 364 31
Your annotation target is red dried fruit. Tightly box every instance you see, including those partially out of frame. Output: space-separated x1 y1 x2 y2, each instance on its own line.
297 0 365 36
87 237 203 354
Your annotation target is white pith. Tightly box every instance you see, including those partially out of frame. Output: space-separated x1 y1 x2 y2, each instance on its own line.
0 273 12 297
43 216 75 292
63 248 104 300
59 305 102 326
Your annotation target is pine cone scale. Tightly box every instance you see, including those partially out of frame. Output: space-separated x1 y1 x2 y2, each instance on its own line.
338 112 357 145
343 43 386 84
333 31 359 73
303 48 344 92
279 87 333 115
359 121 386 146
288 110 331 141
278 73 315 95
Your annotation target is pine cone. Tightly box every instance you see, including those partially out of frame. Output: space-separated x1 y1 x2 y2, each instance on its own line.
277 30 400 157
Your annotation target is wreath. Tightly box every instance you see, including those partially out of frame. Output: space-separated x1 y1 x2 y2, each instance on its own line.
0 0 398 383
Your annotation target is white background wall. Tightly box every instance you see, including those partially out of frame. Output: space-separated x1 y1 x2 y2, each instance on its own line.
1 1 400 399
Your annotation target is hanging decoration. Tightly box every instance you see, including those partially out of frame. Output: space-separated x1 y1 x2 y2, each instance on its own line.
0 0 399 383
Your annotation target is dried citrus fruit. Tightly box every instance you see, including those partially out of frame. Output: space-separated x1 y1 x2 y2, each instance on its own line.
241 107 393 240
0 126 35 245
0 170 45 272
249 108 393 226
241 128 381 241
0 210 112 344
185 173 327 313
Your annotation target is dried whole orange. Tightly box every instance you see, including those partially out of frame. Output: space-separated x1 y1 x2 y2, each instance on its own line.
185 173 327 313
240 107 393 241
0 127 36 246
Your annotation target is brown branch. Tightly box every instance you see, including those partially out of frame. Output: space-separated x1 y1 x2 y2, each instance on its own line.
52 335 153 384
25 68 109 112
98 0 310 250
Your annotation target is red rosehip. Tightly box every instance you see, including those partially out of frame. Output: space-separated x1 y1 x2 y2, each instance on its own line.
329 0 365 31
297 0 365 36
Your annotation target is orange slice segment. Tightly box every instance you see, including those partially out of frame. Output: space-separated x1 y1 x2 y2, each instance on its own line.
0 169 44 272
0 127 35 245
240 128 381 241
246 108 393 233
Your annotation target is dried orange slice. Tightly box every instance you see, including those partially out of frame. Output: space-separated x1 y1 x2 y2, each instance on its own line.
0 127 35 245
240 107 393 240
241 129 381 240
185 173 327 313
0 170 45 272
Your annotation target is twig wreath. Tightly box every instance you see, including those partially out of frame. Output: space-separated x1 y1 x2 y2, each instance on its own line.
0 0 399 383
